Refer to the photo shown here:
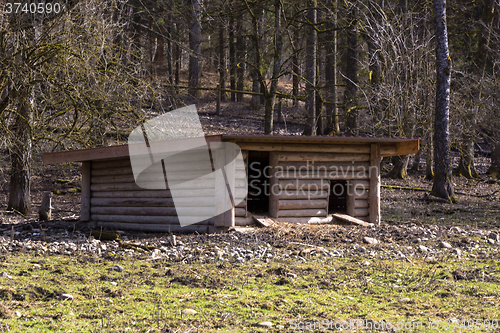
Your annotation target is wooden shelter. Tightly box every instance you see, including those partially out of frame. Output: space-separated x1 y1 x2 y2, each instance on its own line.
44 135 419 233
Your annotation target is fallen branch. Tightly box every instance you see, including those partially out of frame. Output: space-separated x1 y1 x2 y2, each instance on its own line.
381 184 428 192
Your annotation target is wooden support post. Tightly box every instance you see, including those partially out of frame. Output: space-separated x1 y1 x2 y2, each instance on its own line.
80 161 91 221
346 180 355 217
224 144 236 227
269 152 280 217
369 144 381 224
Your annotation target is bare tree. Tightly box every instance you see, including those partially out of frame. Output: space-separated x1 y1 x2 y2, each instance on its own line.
303 0 317 135
188 0 202 97
431 0 455 201
344 2 359 136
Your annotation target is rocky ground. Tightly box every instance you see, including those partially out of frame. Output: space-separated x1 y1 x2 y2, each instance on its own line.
1 219 499 270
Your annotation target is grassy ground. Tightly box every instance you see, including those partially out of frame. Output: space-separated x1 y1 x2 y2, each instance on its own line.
1 244 499 332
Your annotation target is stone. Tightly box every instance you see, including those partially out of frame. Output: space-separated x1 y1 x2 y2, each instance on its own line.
257 322 273 328
110 282 118 286
357 246 367 252
417 245 428 253
109 265 124 272
399 298 411 303
439 241 452 249
60 294 74 301
363 237 378 245
14 311 22 318
182 309 197 315
488 239 495 244
488 233 499 242
0 271 12 279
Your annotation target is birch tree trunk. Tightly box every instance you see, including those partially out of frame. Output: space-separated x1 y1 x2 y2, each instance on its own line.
188 0 202 97
303 0 317 136
431 0 455 202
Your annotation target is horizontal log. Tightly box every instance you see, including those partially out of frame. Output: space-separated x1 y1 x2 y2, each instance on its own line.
91 182 167 192
92 159 131 170
91 171 246 185
278 179 330 191
354 208 369 217
92 166 135 177
275 170 369 180
355 200 369 208
91 214 214 225
90 197 219 207
278 199 328 210
355 190 369 200
277 152 370 163
235 216 254 226
277 209 327 217
237 143 371 153
350 180 370 192
276 216 333 224
91 197 175 207
94 222 209 233
277 161 370 170
380 145 397 156
91 206 217 216
92 206 176 216
235 208 246 217
91 190 172 198
277 190 328 200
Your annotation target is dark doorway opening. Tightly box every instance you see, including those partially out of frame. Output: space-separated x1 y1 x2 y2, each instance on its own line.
328 180 347 214
247 151 270 214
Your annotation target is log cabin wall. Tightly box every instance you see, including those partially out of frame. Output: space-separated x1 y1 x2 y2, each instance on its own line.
85 157 215 233
265 144 378 223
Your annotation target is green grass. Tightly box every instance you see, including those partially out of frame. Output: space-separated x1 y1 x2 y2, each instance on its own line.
1 251 499 332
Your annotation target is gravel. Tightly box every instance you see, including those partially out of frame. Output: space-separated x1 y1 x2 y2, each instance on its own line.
0 220 498 263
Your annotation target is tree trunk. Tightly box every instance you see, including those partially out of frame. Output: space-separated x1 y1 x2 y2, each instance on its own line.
219 23 226 101
425 137 434 180
8 91 32 215
344 4 359 136
315 47 324 135
431 0 455 202
303 0 317 136
167 16 174 85
488 145 500 179
292 26 300 107
454 136 479 178
388 155 410 179
229 16 236 101
188 0 202 97
456 0 496 179
411 149 422 172
236 15 245 102
325 0 339 135
264 0 283 134
252 9 264 106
